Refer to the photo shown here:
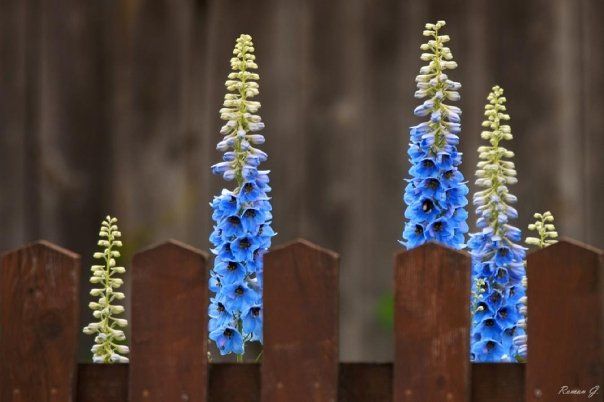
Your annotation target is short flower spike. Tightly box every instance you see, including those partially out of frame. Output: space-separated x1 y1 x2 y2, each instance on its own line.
513 211 559 360
468 86 526 362
209 34 275 358
83 216 129 363
401 20 469 250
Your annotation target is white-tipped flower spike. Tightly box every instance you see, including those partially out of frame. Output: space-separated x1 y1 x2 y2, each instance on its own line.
402 20 469 250
467 86 527 363
83 216 129 364
209 34 275 358
525 211 559 248
513 211 559 361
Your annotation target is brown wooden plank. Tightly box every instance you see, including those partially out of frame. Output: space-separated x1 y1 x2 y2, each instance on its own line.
0 241 80 402
339 363 392 402
130 240 209 402
209 363 261 402
262 239 339 402
526 239 603 402
471 364 524 402
394 243 471 402
77 364 128 402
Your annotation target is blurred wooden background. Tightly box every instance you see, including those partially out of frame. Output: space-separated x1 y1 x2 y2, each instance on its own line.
1 0 602 361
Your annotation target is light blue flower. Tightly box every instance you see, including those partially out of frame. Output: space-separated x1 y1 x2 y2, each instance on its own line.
242 306 263 342
210 326 244 355
209 34 275 357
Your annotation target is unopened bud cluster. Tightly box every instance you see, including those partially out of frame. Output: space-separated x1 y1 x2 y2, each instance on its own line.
83 216 129 363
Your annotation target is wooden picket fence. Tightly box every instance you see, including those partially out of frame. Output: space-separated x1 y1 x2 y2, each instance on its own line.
0 238 601 402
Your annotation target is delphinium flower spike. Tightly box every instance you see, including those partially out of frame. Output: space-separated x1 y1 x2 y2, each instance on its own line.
525 211 558 248
513 211 558 360
83 216 129 363
468 85 527 362
402 20 469 250
209 34 275 358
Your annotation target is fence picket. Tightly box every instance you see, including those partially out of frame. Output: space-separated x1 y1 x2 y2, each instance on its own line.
0 241 81 402
394 243 471 402
262 239 339 402
525 239 603 402
77 364 128 402
129 240 209 402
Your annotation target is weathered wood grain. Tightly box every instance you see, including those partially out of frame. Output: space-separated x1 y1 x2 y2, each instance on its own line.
209 363 261 402
130 240 209 402
339 363 392 402
262 239 340 402
73 362 529 401
526 239 603 402
394 243 471 402
77 364 128 402
0 241 81 402
471 364 525 402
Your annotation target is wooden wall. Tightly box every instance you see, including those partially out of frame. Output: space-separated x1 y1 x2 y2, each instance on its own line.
1 0 602 361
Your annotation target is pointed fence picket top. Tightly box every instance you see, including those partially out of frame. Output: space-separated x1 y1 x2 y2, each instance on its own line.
129 240 209 402
394 242 471 402
526 239 603 402
262 239 340 402
0 241 81 402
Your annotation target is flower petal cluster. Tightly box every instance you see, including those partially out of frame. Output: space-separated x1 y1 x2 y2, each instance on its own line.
468 86 526 362
209 34 275 356
402 20 468 250
513 211 559 360
83 216 129 363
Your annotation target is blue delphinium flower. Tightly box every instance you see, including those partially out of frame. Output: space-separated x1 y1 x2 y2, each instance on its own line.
401 20 468 250
469 85 526 362
209 34 275 358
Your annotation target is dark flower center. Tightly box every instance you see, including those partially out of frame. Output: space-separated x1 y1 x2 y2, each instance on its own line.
244 209 256 218
422 199 434 213
497 269 506 279
251 307 261 317
427 178 439 189
433 221 443 232
235 286 244 295
239 238 251 249
477 302 488 312
227 262 237 271
486 341 496 351
243 183 254 193
485 318 495 327
224 328 233 338
444 170 453 179
499 308 508 318
228 216 240 224
422 159 435 168
489 292 501 304
217 303 225 312
497 248 509 257
414 225 423 234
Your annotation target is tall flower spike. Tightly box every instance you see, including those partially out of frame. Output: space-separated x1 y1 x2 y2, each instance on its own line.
468 85 527 362
209 34 275 358
402 20 469 250
83 216 129 363
513 211 559 360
